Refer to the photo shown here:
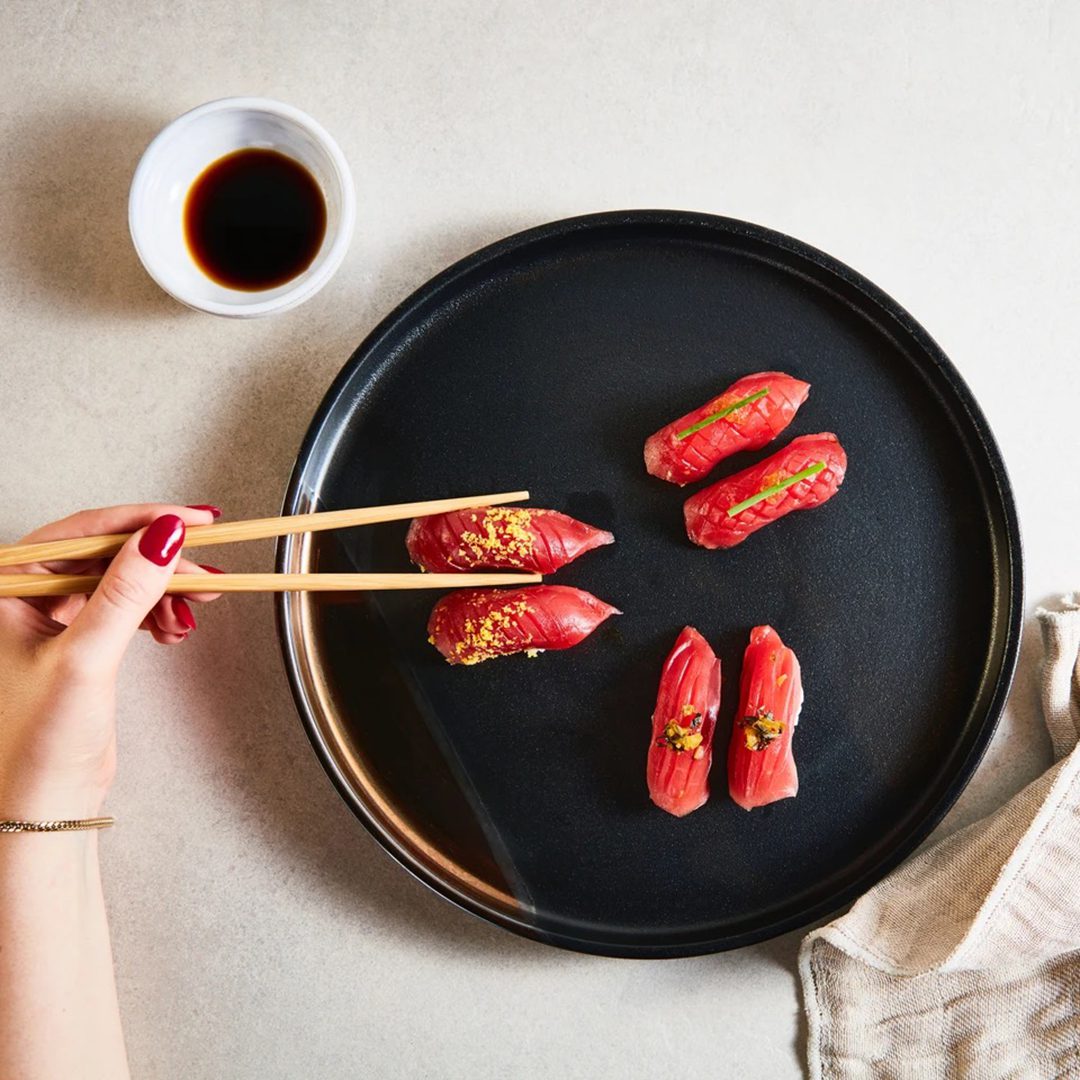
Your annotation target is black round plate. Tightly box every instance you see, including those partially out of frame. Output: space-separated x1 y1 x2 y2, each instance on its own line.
277 211 1022 958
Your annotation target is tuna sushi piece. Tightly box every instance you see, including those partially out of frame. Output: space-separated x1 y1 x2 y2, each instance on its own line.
407 506 613 574
427 585 619 665
684 432 847 550
644 371 810 486
728 625 803 811
646 626 722 818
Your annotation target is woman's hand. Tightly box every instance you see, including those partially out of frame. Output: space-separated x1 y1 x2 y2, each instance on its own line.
0 505 220 1079
0 504 223 821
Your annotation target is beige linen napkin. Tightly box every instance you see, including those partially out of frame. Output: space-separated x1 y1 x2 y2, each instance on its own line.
800 599 1080 1080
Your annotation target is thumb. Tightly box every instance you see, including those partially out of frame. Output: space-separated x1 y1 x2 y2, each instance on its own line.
64 514 187 670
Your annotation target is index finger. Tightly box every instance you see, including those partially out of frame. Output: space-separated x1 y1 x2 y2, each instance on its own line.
17 503 219 545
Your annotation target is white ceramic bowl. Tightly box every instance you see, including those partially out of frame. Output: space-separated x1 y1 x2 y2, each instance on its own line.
129 97 355 317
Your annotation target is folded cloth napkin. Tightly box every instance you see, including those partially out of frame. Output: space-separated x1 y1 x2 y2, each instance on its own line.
800 598 1080 1080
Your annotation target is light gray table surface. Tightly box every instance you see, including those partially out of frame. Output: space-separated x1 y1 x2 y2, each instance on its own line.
2 2 1076 1077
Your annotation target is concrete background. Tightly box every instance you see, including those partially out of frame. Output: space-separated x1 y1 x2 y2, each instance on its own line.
1 2 1076 1076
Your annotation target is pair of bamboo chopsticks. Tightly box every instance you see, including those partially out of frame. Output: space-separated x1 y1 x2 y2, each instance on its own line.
0 492 541 598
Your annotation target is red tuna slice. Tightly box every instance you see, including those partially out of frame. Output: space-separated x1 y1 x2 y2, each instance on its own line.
644 371 810 487
427 585 620 665
646 626 722 818
407 506 613 574
728 625 803 811
684 432 846 550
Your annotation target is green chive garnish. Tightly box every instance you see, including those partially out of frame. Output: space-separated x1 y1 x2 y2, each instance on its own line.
726 461 827 517
675 387 769 440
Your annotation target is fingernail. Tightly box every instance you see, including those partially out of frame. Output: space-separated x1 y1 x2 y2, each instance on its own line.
199 563 225 574
139 514 186 566
174 598 197 631
186 504 222 519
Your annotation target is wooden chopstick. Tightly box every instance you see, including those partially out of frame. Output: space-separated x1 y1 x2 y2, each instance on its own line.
0 491 530 568
0 572 543 598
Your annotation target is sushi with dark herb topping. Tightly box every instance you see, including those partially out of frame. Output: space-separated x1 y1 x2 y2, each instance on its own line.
647 626 722 817
728 625 803 811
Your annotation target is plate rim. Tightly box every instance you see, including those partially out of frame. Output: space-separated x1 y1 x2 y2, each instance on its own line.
275 209 1024 958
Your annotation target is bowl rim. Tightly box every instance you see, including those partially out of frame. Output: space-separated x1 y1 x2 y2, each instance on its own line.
127 95 355 318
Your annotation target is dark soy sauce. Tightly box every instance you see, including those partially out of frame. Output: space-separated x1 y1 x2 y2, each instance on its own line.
184 148 327 290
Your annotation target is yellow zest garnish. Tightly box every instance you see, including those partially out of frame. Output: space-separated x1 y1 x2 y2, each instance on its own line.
449 597 532 664
457 507 538 566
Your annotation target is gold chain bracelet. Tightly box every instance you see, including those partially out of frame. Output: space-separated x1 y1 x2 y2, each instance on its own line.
0 817 114 833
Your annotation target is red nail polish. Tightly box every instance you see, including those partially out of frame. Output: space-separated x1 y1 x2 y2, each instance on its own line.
139 515 186 566
174 598 197 631
199 563 225 574
186 504 222 519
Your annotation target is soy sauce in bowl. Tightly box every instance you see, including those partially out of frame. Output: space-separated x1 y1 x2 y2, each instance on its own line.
184 148 327 291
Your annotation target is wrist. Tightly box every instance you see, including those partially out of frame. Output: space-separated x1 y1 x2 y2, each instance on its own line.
0 775 108 822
